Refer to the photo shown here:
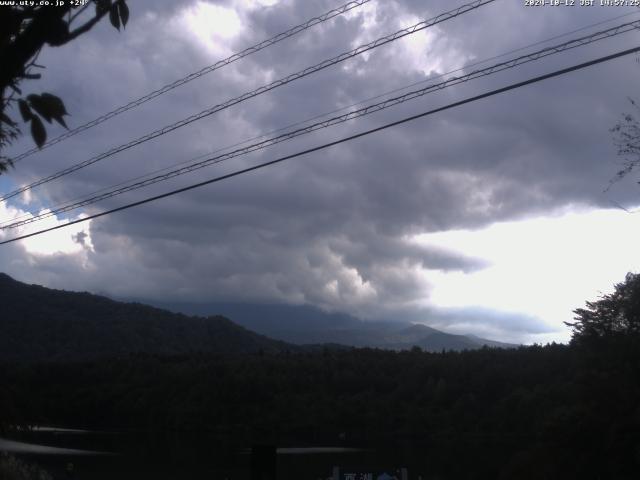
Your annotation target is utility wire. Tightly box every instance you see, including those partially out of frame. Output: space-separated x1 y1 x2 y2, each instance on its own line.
0 0 497 203
4 18 638 230
6 6 637 206
4 18 636 228
10 0 372 163
6 5 634 228
7 7 632 228
2 45 638 246
9 3 637 229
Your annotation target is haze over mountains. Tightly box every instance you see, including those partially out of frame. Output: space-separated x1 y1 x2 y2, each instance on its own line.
155 301 518 351
0 273 516 362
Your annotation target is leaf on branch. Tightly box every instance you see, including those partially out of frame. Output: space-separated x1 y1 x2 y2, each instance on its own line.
45 17 71 47
95 0 112 15
40 93 68 115
27 93 69 128
23 73 42 80
27 94 52 123
0 157 15 174
109 4 120 30
118 0 129 28
30 116 47 148
0 8 21 35
18 100 32 122
52 115 68 129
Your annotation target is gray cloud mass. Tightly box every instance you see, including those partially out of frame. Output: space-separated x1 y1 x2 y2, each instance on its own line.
2 0 640 342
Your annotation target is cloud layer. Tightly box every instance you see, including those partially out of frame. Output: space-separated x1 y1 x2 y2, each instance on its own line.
2 0 640 342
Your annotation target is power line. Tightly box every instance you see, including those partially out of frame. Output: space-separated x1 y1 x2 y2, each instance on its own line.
2 44 638 246
10 0 372 163
4 6 638 231
5 18 638 230
0 0 497 203
7 7 636 201
5 18 637 228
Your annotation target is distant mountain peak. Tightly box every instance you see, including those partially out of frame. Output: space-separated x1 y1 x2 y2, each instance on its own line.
150 301 518 351
402 323 439 334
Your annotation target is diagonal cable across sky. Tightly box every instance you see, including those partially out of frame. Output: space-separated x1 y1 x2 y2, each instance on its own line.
2 45 638 246
4 18 638 231
0 0 497 203
9 0 372 163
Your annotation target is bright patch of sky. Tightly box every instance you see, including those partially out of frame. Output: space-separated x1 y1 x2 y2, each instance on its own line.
395 17 470 77
343 3 469 79
245 0 281 8
412 205 640 342
0 201 93 256
178 1 243 56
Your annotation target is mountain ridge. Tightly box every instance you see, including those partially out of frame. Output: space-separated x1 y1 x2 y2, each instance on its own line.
153 300 519 351
0 273 292 362
0 273 517 363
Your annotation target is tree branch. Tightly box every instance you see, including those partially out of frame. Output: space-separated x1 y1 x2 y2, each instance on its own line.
0 7 71 90
69 3 92 25
63 9 110 44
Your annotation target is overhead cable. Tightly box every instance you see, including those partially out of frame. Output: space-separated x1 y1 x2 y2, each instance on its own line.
4 18 638 230
6 4 637 229
2 44 638 246
0 0 497 202
10 0 372 163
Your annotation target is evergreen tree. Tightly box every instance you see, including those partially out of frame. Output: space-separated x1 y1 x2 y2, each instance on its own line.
567 272 640 341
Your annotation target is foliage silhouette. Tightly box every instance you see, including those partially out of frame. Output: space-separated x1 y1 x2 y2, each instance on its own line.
566 272 640 341
609 97 640 188
0 0 129 173
3 274 640 477
3 340 640 478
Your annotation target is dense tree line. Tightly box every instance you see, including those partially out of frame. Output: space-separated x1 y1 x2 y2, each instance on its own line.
0 453 51 480
2 273 639 478
2 338 640 478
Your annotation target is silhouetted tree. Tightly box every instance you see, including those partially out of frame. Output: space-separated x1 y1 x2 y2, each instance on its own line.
566 272 640 341
0 0 129 173
609 97 640 188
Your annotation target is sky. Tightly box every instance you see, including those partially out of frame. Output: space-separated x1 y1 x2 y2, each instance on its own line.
1 0 640 344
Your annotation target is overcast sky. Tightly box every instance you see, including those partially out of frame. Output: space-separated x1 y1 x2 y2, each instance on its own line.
2 0 640 343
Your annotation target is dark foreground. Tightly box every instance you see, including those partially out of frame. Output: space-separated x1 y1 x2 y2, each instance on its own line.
2 338 640 479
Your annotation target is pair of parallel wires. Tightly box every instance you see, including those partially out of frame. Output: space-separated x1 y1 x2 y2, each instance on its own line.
1 0 497 202
1 0 639 245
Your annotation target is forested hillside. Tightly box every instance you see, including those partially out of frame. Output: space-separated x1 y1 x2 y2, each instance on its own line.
2 273 640 478
0 273 290 362
0 273 514 362
2 339 640 478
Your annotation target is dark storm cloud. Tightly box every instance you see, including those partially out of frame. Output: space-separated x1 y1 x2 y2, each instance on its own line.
3 0 640 341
